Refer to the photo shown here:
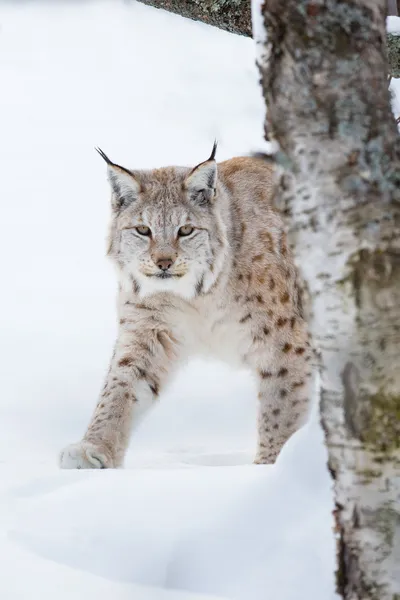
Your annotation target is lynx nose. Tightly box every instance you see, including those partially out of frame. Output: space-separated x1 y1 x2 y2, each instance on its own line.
156 258 174 271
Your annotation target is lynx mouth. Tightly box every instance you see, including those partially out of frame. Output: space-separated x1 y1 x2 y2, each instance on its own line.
150 272 185 280
142 270 186 280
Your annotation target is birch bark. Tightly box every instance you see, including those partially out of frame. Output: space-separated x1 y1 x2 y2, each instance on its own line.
256 1 400 598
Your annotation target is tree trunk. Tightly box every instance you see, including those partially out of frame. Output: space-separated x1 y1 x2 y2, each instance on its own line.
256 1 400 599
135 0 252 36
388 0 398 16
388 34 400 78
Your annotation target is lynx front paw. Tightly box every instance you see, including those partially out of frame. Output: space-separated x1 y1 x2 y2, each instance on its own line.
59 441 114 469
253 451 275 465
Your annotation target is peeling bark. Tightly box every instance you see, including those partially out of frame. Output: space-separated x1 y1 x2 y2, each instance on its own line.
257 1 400 599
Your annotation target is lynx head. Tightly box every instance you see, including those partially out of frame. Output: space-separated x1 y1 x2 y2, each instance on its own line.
97 143 229 300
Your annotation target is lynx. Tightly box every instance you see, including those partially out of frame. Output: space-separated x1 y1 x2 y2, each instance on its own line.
60 144 313 469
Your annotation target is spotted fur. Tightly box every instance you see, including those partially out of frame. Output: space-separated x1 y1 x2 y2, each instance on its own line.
59 150 314 469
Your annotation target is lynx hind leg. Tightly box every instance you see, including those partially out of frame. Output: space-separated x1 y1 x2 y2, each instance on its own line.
253 316 313 465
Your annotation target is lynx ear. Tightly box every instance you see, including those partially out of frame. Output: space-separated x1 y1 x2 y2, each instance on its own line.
95 147 140 210
185 141 218 205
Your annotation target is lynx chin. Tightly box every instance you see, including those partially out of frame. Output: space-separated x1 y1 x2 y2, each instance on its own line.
60 143 314 469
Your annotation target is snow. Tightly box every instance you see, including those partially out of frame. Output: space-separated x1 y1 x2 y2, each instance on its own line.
251 0 267 64
387 16 400 123
0 1 336 599
387 15 400 34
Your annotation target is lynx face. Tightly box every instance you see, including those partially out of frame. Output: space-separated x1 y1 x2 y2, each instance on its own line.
99 146 229 300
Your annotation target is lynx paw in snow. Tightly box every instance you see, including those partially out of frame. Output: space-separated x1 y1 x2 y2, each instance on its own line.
59 441 113 469
253 452 274 465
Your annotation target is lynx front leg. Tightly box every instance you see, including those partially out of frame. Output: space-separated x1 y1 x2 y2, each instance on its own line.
60 321 179 469
250 316 313 464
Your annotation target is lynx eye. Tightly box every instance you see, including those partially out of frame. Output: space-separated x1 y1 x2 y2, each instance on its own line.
135 225 151 236
178 225 194 237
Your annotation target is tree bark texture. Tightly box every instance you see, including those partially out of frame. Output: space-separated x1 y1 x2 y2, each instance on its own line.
387 0 398 17
135 0 252 36
257 1 400 599
388 33 400 77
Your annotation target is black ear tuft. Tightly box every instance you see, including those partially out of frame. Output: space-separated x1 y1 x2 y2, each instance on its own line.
95 147 136 179
208 140 218 162
95 147 113 165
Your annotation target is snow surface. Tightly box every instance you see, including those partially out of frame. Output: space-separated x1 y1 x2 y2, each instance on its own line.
0 1 337 598
387 15 400 34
